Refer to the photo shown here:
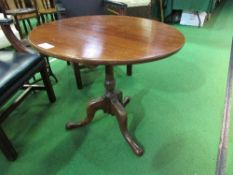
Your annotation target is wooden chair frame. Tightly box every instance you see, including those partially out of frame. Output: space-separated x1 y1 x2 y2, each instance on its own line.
35 0 58 23
2 0 40 38
0 3 56 161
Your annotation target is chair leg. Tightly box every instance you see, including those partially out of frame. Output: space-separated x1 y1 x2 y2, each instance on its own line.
41 14 46 23
54 13 58 20
49 14 53 21
26 19 33 30
73 63 83 89
0 126 17 161
36 14 41 26
46 14 50 22
40 63 56 103
22 19 28 35
126 64 132 76
45 57 58 83
159 0 165 22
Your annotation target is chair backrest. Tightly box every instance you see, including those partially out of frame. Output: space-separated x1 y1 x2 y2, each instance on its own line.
2 0 36 10
36 0 56 11
0 0 33 53
60 0 105 17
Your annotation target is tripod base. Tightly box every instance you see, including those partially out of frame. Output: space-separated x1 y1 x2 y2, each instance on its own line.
66 65 143 156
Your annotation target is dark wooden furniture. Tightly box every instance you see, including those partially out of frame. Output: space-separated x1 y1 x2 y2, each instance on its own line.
92 0 164 22
0 16 56 161
58 0 132 89
36 0 58 23
29 16 185 156
0 0 57 83
124 0 152 18
59 0 127 17
2 0 40 38
154 0 164 22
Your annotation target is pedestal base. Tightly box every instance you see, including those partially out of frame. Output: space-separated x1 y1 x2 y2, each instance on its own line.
66 65 143 156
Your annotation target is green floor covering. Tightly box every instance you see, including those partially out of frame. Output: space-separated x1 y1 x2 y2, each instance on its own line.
1 0 233 174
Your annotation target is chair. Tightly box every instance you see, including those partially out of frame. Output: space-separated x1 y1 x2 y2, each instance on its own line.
121 0 164 21
1 1 58 82
150 0 164 22
158 0 164 22
0 13 56 161
121 0 151 18
33 0 59 82
35 0 58 23
2 0 40 38
59 0 132 89
0 13 20 49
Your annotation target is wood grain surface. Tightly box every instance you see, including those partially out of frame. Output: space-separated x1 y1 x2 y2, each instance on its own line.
28 15 185 65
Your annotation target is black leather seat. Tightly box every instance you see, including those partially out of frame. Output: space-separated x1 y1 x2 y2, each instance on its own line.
0 14 56 161
0 51 41 95
0 50 56 161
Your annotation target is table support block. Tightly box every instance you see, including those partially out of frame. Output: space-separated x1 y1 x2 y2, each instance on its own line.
66 65 143 156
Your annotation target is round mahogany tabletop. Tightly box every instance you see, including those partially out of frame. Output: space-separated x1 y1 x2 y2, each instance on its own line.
28 15 185 65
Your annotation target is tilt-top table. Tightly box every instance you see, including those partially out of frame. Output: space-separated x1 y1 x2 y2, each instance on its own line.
28 15 185 156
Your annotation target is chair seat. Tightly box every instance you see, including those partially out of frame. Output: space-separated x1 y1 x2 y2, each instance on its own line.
39 8 57 14
18 13 37 20
0 51 42 95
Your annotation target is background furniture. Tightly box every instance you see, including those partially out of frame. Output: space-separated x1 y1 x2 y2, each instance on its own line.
114 0 152 18
0 13 20 49
114 0 165 22
0 15 56 161
0 0 58 82
59 0 132 89
60 0 126 17
163 0 219 18
2 0 40 38
28 15 185 156
36 0 58 23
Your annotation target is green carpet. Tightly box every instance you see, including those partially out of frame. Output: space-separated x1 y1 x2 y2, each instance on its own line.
1 0 233 174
